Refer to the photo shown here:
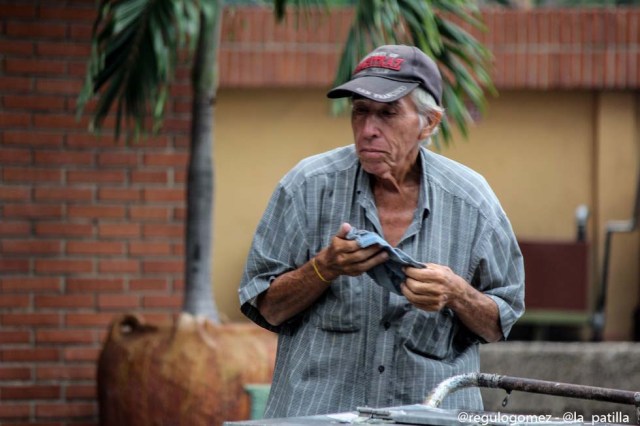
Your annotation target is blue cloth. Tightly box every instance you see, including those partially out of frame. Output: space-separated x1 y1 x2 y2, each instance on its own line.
345 227 424 295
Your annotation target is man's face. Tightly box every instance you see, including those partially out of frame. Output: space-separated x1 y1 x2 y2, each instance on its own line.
351 95 427 180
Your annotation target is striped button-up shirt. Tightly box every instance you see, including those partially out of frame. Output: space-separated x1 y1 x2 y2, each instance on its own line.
239 145 525 418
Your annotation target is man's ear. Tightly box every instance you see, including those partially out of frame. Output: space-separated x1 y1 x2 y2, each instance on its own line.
419 111 443 140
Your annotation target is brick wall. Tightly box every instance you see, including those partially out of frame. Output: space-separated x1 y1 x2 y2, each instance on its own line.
1 2 639 425
1 1 189 424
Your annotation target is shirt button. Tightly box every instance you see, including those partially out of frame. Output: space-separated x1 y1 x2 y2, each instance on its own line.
378 365 385 373
383 322 391 330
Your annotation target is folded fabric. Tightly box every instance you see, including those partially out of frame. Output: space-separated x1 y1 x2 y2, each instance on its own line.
345 227 425 295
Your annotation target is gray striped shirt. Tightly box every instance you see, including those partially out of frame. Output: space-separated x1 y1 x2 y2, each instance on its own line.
239 145 524 418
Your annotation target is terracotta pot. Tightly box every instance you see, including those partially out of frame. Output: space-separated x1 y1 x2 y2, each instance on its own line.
98 313 277 426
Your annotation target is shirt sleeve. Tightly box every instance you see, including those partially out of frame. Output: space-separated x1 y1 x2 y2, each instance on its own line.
471 214 526 341
238 182 309 333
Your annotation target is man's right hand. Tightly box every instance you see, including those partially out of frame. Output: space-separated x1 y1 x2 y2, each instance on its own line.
313 222 389 281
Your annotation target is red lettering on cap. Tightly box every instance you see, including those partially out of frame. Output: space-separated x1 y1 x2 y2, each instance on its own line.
354 55 404 74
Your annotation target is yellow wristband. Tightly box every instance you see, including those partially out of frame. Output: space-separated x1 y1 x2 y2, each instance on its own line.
312 258 331 283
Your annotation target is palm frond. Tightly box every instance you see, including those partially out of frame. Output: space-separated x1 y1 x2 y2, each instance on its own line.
76 0 200 140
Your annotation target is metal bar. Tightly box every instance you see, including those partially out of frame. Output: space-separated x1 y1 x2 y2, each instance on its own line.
425 373 640 424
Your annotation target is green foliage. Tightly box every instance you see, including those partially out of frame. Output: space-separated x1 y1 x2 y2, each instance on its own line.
329 0 496 148
77 0 200 139
78 0 497 147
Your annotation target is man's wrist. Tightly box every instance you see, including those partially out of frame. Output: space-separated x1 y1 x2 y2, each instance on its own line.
312 254 338 283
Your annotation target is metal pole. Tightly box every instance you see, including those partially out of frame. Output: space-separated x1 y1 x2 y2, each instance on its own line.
425 373 640 424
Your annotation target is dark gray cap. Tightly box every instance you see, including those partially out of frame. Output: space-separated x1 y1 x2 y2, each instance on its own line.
327 44 442 105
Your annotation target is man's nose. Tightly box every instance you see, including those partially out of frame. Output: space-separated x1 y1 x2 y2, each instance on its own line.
361 114 380 138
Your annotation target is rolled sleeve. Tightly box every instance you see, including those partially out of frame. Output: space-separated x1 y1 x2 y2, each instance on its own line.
472 217 525 340
239 183 309 333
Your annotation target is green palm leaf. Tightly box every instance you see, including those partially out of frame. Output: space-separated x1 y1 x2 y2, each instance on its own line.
77 0 199 139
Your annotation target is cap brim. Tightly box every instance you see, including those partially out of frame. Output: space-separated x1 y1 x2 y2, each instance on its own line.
327 76 419 103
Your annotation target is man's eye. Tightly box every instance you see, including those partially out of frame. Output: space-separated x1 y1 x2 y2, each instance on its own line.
380 110 397 118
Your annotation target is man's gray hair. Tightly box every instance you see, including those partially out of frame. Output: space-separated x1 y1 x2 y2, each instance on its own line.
410 87 445 145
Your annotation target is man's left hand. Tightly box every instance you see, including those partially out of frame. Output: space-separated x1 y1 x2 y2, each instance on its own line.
401 263 465 312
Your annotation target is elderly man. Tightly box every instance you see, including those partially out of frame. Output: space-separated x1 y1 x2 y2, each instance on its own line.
239 44 525 418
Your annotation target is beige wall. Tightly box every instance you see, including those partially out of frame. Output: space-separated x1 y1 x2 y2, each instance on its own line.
212 88 640 340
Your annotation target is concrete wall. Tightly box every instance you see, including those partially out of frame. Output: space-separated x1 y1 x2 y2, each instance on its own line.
213 88 640 340
480 342 640 420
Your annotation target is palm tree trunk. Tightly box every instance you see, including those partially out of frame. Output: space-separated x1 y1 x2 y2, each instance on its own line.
183 0 223 322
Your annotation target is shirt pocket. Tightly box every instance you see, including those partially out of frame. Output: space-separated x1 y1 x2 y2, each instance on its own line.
401 308 457 360
311 276 361 332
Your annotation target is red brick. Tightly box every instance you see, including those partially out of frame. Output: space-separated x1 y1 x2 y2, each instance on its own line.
36 330 94 345
174 169 186 183
1 348 59 362
0 403 30 419
65 384 96 399
98 188 141 202
36 41 91 57
0 112 31 128
0 294 29 308
143 188 185 203
35 402 95 418
3 167 62 183
0 260 29 274
66 132 124 148
172 243 185 256
66 241 124 256
3 131 64 147
174 207 186 220
0 149 32 164
0 277 60 292
129 278 169 292
66 278 124 293
129 206 170 221
34 187 93 201
4 95 66 111
0 77 32 93
35 259 93 274
36 365 95 380
129 241 172 256
65 313 117 328
97 152 139 166
0 221 31 236
143 224 184 238
1 313 60 327
39 5 96 21
5 22 67 39
35 295 94 309
0 385 60 400
0 367 31 381
98 223 140 238
98 259 140 274
143 260 184 274
98 295 140 310
3 204 63 219
67 205 126 219
34 151 94 166
131 169 169 184
0 4 37 18
33 114 89 130
0 187 31 200
4 58 66 75
35 79 83 95
0 331 30 344
35 222 94 238
2 240 62 255
143 152 189 167
64 347 100 362
143 295 182 309
67 170 126 184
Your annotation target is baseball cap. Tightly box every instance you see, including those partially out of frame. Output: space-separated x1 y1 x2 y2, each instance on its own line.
327 44 442 105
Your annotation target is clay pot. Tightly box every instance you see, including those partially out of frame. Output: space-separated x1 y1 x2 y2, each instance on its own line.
98 313 277 426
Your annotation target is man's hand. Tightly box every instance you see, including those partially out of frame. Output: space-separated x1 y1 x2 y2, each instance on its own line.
401 263 503 342
401 263 465 311
313 223 389 281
